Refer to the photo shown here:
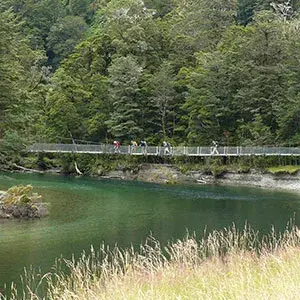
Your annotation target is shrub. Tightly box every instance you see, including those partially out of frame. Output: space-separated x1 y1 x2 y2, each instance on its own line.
3 185 42 207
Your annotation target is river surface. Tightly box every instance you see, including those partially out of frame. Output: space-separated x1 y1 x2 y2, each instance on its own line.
1 172 300 290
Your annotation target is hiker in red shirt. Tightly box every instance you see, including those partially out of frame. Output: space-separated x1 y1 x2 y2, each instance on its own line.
113 140 120 153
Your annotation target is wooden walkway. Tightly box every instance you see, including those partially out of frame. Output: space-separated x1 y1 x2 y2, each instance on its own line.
26 143 300 157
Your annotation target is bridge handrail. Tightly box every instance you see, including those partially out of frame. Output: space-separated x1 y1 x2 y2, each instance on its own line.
26 143 300 156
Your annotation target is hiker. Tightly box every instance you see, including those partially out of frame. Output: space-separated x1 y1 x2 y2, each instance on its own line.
131 140 138 153
140 140 147 154
211 140 219 155
113 140 120 153
163 141 171 155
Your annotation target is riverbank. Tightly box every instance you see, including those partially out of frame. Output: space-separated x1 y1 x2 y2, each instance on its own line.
6 163 300 193
96 164 300 192
2 153 300 192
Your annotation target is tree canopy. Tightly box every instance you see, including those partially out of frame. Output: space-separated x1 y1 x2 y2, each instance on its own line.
2 0 300 146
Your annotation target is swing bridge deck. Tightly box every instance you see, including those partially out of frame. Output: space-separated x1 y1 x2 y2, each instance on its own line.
26 143 300 157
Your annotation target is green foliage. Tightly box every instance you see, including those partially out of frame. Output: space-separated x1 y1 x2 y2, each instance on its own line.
144 0 175 17
0 8 44 140
5 0 66 61
266 165 300 175
46 93 82 139
106 55 143 140
4 0 300 155
237 0 257 25
22 153 60 170
237 114 273 145
183 11 300 145
148 62 177 140
47 16 88 67
0 131 26 153
67 0 89 17
59 154 76 174
170 0 237 52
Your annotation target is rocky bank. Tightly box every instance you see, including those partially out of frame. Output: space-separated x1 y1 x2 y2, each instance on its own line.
7 162 300 192
101 164 300 192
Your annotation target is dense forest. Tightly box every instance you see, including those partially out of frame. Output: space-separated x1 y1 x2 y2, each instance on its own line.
2 0 300 148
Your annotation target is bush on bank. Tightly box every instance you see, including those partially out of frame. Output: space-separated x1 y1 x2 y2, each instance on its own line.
17 153 300 176
0 185 48 219
2 185 41 207
2 150 300 178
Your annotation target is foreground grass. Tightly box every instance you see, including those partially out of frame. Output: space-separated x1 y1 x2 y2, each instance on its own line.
4 224 300 300
74 248 300 300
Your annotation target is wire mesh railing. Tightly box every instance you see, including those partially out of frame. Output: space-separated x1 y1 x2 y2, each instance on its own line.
26 143 300 156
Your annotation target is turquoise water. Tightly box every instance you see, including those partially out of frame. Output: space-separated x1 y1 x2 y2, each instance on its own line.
1 172 300 289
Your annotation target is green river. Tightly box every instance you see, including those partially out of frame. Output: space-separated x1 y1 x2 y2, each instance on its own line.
1 172 300 290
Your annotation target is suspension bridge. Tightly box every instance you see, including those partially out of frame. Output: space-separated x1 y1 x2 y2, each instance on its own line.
26 143 300 157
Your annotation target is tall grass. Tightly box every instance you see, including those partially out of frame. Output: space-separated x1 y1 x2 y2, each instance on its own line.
3 222 300 300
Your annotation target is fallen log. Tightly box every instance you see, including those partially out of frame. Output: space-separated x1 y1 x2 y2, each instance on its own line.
13 163 43 174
